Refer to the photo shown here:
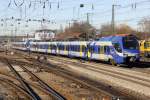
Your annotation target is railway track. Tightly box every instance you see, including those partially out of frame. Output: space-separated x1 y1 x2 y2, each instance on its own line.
0 72 62 99
3 58 66 100
10 51 120 100
0 77 32 99
11 50 150 99
44 55 150 100
18 64 67 100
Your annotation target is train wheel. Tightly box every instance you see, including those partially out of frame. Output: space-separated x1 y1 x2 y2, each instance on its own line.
110 59 117 66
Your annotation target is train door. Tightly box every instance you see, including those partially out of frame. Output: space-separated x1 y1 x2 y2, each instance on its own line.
111 43 123 64
91 42 96 59
80 45 82 57
85 43 91 60
48 43 51 54
82 45 86 58
104 46 110 61
99 46 107 61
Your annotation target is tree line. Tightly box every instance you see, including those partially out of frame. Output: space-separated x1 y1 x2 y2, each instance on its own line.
57 17 150 40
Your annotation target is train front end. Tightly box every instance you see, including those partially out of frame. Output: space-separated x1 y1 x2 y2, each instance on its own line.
122 35 140 63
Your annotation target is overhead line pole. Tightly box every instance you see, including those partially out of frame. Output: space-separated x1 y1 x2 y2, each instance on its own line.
87 13 90 24
111 4 115 34
111 4 121 34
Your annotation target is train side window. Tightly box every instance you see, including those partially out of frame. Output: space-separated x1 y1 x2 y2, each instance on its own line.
98 46 101 54
144 42 148 49
76 45 78 51
76 45 78 52
113 43 122 53
77 45 80 52
104 46 110 53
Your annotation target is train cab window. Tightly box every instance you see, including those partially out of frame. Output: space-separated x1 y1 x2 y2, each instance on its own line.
113 43 122 53
123 36 139 50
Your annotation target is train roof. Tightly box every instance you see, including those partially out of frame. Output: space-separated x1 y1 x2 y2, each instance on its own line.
98 34 135 41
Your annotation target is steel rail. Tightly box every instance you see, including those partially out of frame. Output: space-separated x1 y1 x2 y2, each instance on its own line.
21 56 122 99
18 65 66 100
4 58 41 100
0 77 33 99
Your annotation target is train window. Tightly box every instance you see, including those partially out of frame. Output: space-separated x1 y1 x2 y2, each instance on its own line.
93 45 98 54
113 43 122 53
97 46 100 54
123 36 139 50
76 45 79 52
144 42 150 49
77 45 78 51
70 45 72 51
104 46 110 53
76 45 78 51
74 45 76 51
147 42 150 48
144 43 146 48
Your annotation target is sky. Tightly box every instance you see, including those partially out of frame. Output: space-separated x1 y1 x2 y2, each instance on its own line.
0 0 149 36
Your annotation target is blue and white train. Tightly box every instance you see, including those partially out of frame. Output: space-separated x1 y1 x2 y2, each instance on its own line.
12 34 140 66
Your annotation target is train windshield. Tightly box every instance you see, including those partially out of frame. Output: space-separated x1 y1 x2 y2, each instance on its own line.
144 42 150 48
123 36 139 50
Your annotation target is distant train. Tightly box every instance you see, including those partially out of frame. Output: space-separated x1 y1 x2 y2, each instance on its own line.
12 34 140 66
140 40 150 57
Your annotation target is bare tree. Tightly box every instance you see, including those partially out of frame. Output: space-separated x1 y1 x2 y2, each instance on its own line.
116 24 134 34
100 24 112 35
138 17 150 33
62 22 96 40
100 23 134 36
